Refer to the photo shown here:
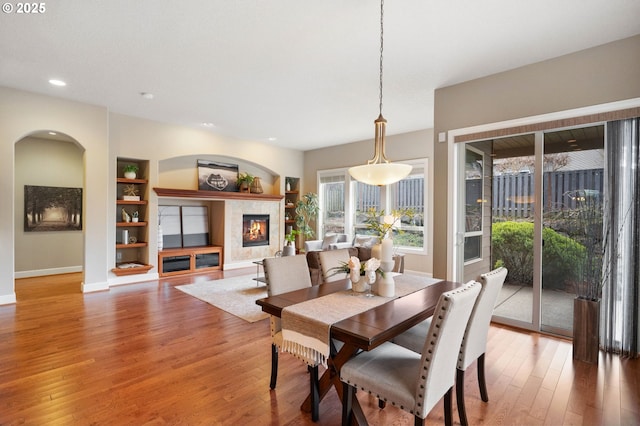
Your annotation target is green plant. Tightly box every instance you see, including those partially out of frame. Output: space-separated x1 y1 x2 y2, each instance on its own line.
363 207 415 240
123 164 139 174
295 192 319 239
237 172 254 186
284 229 299 245
492 221 585 290
132 211 139 219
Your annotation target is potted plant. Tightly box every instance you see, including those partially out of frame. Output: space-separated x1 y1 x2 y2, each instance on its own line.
123 164 139 179
363 207 414 240
237 172 254 193
294 192 319 242
131 211 139 223
283 229 299 256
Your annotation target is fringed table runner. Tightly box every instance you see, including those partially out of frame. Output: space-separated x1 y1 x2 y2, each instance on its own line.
281 274 441 366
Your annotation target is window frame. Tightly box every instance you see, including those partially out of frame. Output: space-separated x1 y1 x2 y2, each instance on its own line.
317 158 427 255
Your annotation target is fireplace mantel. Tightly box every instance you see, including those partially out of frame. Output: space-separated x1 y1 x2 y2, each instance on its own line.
153 187 284 201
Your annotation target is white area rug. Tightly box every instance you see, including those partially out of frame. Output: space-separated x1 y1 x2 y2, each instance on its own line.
176 274 269 323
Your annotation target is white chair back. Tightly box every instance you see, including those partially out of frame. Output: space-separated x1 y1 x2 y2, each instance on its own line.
415 281 481 417
457 267 508 370
318 249 351 283
263 255 312 296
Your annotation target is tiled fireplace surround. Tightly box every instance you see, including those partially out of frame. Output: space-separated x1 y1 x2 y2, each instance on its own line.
222 199 282 269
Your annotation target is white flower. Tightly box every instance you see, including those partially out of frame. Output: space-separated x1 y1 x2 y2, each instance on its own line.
348 256 361 270
364 257 381 272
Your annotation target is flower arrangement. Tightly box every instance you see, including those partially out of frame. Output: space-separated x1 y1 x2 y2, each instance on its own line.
329 256 385 279
363 207 414 239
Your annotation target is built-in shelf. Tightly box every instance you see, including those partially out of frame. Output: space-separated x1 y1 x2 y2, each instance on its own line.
111 264 153 276
153 187 284 201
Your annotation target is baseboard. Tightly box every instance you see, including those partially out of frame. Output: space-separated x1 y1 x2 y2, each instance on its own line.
14 266 83 279
106 272 160 288
0 293 17 305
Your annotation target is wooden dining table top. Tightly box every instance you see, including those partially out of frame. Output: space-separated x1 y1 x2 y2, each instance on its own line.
256 277 463 351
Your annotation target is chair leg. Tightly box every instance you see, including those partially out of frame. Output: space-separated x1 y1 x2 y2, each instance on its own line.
270 343 278 390
456 368 468 426
309 365 319 422
341 382 354 426
444 387 453 426
478 353 489 402
414 415 425 426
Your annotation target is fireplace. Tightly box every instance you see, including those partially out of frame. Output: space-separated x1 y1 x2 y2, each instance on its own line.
242 214 269 247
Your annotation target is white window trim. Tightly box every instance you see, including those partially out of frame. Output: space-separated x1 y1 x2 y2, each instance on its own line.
317 158 428 255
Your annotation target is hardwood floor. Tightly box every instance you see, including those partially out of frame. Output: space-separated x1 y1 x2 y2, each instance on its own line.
3 272 639 425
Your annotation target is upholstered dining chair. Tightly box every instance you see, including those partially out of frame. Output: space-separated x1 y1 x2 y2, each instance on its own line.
318 248 351 283
340 281 481 426
392 267 508 425
263 254 320 421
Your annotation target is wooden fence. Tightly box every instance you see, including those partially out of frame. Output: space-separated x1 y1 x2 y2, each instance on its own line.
491 169 604 219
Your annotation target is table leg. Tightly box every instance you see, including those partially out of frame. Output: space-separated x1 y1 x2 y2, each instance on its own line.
301 343 362 419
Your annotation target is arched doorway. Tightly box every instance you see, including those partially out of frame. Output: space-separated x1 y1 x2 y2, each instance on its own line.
14 130 85 299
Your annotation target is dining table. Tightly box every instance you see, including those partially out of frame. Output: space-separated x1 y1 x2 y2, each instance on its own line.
256 274 463 424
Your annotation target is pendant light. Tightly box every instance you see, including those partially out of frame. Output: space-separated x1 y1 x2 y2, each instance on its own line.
348 0 412 186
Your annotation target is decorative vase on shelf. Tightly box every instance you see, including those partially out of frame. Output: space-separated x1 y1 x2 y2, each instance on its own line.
286 181 291 192
124 171 136 179
250 177 263 194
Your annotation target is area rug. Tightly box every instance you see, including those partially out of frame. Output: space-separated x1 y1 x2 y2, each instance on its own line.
176 274 269 323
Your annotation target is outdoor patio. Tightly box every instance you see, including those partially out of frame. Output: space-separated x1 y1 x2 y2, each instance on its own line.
494 284 576 334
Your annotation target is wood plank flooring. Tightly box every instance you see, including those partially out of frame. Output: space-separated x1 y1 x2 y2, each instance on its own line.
2 271 639 425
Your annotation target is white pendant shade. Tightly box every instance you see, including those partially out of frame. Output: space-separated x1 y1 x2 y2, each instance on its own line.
348 162 412 186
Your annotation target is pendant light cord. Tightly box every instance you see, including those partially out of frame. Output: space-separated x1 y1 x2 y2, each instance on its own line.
379 0 384 117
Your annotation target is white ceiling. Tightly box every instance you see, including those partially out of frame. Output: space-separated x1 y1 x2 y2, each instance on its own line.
1 0 639 150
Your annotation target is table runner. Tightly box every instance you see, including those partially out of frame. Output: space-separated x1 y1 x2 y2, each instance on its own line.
281 274 441 366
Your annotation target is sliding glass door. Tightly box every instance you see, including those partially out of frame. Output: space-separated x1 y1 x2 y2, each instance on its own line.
461 125 604 336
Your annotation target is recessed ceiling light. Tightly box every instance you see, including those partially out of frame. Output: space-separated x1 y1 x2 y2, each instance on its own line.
49 79 66 87
267 137 277 142
201 122 215 127
48 131 57 136
140 92 154 100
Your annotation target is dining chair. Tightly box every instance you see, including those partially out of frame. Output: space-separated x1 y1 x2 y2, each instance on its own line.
263 254 320 421
392 267 508 425
318 248 351 283
340 281 481 426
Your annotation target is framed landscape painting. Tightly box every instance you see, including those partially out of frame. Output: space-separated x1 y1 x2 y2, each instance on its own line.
24 185 83 232
197 160 239 192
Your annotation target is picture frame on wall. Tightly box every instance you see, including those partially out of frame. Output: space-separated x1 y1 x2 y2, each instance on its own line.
24 185 83 232
197 160 239 192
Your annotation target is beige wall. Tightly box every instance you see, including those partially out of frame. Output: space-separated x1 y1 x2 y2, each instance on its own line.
0 87 109 303
0 88 305 302
302 129 435 275
432 34 640 279
14 137 84 275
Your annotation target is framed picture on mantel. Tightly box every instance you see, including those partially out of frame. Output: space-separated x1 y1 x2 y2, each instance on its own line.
197 160 238 192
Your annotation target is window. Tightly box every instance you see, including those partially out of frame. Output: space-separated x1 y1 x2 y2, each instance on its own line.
318 173 346 235
317 159 426 253
464 147 484 262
